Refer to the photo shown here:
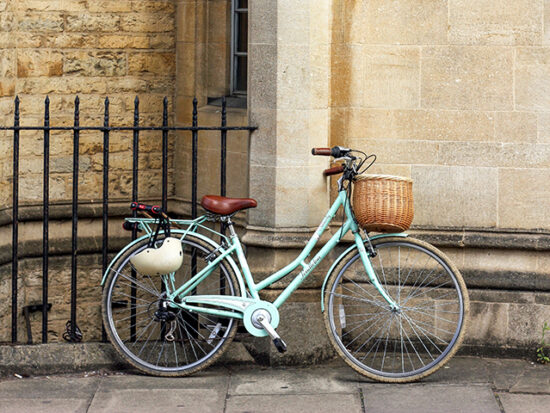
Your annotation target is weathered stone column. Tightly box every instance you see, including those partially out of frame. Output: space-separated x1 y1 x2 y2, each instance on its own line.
244 0 334 364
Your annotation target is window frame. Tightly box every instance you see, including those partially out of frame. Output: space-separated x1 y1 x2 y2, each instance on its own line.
230 0 248 96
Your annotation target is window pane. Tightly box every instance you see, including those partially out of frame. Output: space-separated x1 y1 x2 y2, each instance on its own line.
238 0 248 9
235 55 247 92
236 12 248 53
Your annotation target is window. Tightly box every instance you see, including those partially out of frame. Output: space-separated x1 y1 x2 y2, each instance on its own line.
231 0 248 96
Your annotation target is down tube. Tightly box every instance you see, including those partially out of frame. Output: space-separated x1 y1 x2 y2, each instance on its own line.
273 219 353 308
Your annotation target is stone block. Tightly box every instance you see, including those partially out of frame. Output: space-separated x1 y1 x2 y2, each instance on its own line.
412 165 498 228
350 137 440 165
437 141 550 168
17 50 63 78
449 0 543 45
344 0 448 45
499 168 550 230
248 44 277 110
148 34 175 49
494 112 537 143
120 13 175 33
131 0 176 13
539 113 550 143
546 0 550 45
206 42 229 95
331 45 364 107
0 50 14 77
348 109 495 142
249 0 276 45
363 46 420 109
278 0 309 45
0 79 15 97
0 33 14 48
515 48 550 111
128 52 175 75
87 1 132 13
248 164 276 227
421 46 514 110
508 303 550 346
207 0 229 44
64 52 126 77
18 12 64 32
177 2 196 42
98 35 151 49
65 13 120 32
16 0 87 12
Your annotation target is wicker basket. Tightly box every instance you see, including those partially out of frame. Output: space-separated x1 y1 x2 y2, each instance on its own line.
353 174 414 233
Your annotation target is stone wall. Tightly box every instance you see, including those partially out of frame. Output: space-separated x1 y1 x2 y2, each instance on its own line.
0 0 177 343
0 0 176 206
329 0 550 350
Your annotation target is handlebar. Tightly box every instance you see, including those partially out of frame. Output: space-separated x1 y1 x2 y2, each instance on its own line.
323 165 345 176
130 202 162 215
311 146 352 158
311 148 332 156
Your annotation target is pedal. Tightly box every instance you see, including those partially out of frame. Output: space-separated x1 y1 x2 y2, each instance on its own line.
273 338 287 353
256 314 288 353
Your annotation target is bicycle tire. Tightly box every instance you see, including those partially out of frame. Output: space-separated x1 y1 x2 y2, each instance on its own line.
102 232 240 376
324 237 469 382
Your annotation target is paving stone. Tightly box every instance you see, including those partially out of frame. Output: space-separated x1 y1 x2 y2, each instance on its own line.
361 384 501 413
0 376 99 399
422 356 490 384
0 398 89 413
498 393 550 413
509 365 550 394
228 364 360 395
88 388 225 413
226 393 363 413
485 357 529 390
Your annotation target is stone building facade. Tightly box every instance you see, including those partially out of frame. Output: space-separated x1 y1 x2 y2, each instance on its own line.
1 0 550 362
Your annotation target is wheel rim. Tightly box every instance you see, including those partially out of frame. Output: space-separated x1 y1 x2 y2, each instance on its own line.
328 241 465 378
105 238 237 372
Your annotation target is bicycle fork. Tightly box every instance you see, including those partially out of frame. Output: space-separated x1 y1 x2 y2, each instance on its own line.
354 232 399 311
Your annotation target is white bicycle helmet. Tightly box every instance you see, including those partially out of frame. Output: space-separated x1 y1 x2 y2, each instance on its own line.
130 237 183 275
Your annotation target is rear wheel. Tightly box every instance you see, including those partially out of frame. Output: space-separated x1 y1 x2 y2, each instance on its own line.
102 232 240 376
324 237 469 382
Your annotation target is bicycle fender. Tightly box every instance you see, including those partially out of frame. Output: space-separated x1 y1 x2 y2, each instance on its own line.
100 229 245 296
320 233 408 312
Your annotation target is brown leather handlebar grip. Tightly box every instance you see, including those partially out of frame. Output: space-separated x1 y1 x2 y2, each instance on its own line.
312 148 332 156
323 165 345 176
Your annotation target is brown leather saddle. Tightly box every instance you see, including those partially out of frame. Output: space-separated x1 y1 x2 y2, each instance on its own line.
200 195 257 215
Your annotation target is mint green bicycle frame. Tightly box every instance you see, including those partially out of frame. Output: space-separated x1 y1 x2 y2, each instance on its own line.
101 189 401 322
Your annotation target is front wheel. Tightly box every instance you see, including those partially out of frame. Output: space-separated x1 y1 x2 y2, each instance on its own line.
324 237 469 382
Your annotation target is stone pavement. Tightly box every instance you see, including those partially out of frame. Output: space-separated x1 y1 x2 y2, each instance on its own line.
0 356 548 413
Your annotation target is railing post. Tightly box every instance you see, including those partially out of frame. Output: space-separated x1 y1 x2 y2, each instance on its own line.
131 96 140 342
192 98 198 219
101 97 110 342
162 97 168 211
220 97 227 198
11 96 20 343
42 96 50 343
70 96 80 341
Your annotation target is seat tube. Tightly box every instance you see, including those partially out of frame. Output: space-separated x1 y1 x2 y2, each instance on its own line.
353 231 398 310
226 219 260 300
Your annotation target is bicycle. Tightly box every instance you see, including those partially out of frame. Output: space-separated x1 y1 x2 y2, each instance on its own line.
100 146 469 383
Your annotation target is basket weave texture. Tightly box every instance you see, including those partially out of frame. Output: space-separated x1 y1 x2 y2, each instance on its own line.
353 174 414 233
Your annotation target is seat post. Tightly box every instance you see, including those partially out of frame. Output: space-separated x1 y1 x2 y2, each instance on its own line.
222 216 237 238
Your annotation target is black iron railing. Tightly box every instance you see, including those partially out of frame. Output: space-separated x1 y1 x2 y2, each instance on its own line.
0 96 255 344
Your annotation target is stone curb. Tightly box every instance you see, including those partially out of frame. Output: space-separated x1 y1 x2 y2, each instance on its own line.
0 341 256 377
0 343 125 377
